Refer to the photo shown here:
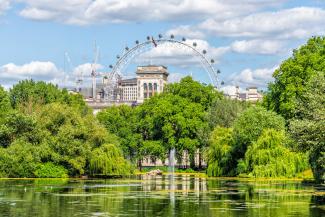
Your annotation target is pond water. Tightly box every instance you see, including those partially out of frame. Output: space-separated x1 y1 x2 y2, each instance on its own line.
0 175 324 217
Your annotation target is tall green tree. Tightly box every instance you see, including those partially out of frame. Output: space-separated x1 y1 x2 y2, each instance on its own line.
165 76 222 110
36 103 117 176
97 105 141 161
137 94 206 167
0 101 130 178
9 80 88 113
264 36 325 120
289 72 325 182
233 106 285 157
229 106 286 174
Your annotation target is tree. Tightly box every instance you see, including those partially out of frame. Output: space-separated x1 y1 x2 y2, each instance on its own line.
97 105 141 161
137 94 206 168
139 140 165 164
0 111 41 147
0 86 11 116
89 144 132 176
233 106 285 158
165 76 222 110
243 129 308 178
206 127 234 177
289 72 325 182
264 36 325 120
9 80 88 113
36 103 117 176
208 98 249 129
0 141 42 178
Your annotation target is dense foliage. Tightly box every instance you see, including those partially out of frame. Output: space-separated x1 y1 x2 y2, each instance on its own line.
97 105 140 161
89 144 133 176
206 127 233 177
0 86 11 115
0 36 323 181
10 79 89 113
233 106 285 159
98 77 215 169
0 81 132 178
264 36 325 120
289 72 325 182
165 76 222 110
208 98 249 128
243 129 308 178
206 106 301 178
263 36 325 182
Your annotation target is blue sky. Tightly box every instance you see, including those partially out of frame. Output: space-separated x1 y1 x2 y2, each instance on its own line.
0 0 324 94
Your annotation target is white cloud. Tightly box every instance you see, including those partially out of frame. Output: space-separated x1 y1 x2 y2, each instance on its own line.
227 66 278 87
0 61 107 88
134 39 230 68
18 0 92 25
15 0 286 25
167 25 206 39
199 7 325 39
0 0 10 15
0 61 63 83
220 85 244 96
230 39 284 55
168 72 185 83
72 63 103 77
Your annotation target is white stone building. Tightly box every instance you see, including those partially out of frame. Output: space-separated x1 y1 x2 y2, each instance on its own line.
117 65 169 103
117 78 138 102
239 87 263 102
225 86 263 102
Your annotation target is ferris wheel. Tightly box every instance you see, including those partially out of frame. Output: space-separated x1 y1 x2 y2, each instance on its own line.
104 34 221 101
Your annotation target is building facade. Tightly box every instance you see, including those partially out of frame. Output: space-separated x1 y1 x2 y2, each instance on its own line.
136 65 169 103
117 78 138 102
225 86 263 102
116 65 169 103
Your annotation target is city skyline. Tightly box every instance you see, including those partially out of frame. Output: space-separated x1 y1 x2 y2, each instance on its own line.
0 0 324 95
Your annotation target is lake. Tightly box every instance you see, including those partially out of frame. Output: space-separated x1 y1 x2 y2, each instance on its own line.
0 175 324 217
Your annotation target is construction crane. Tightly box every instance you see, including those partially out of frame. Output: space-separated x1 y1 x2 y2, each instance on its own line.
64 52 84 92
64 52 73 88
91 44 100 101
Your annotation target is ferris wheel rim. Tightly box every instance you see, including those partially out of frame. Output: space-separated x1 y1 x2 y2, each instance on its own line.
110 38 219 88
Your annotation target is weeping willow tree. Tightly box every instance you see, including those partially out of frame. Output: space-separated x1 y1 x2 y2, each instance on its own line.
89 144 133 176
244 129 309 178
206 127 234 177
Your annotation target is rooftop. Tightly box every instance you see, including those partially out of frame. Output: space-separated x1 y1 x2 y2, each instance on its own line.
136 65 169 75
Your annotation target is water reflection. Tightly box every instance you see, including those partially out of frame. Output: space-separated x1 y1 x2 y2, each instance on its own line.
0 176 323 217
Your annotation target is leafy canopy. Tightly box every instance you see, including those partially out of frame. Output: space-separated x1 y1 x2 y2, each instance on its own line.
206 127 234 177
233 106 285 157
244 129 308 178
289 72 325 182
264 36 325 120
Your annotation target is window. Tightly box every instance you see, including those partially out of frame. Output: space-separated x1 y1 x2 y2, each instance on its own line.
149 83 152 91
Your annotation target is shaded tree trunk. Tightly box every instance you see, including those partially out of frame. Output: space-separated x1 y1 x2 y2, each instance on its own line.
198 150 202 170
138 159 142 172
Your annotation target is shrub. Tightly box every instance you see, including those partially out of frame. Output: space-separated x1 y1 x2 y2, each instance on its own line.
34 162 68 178
89 144 133 176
